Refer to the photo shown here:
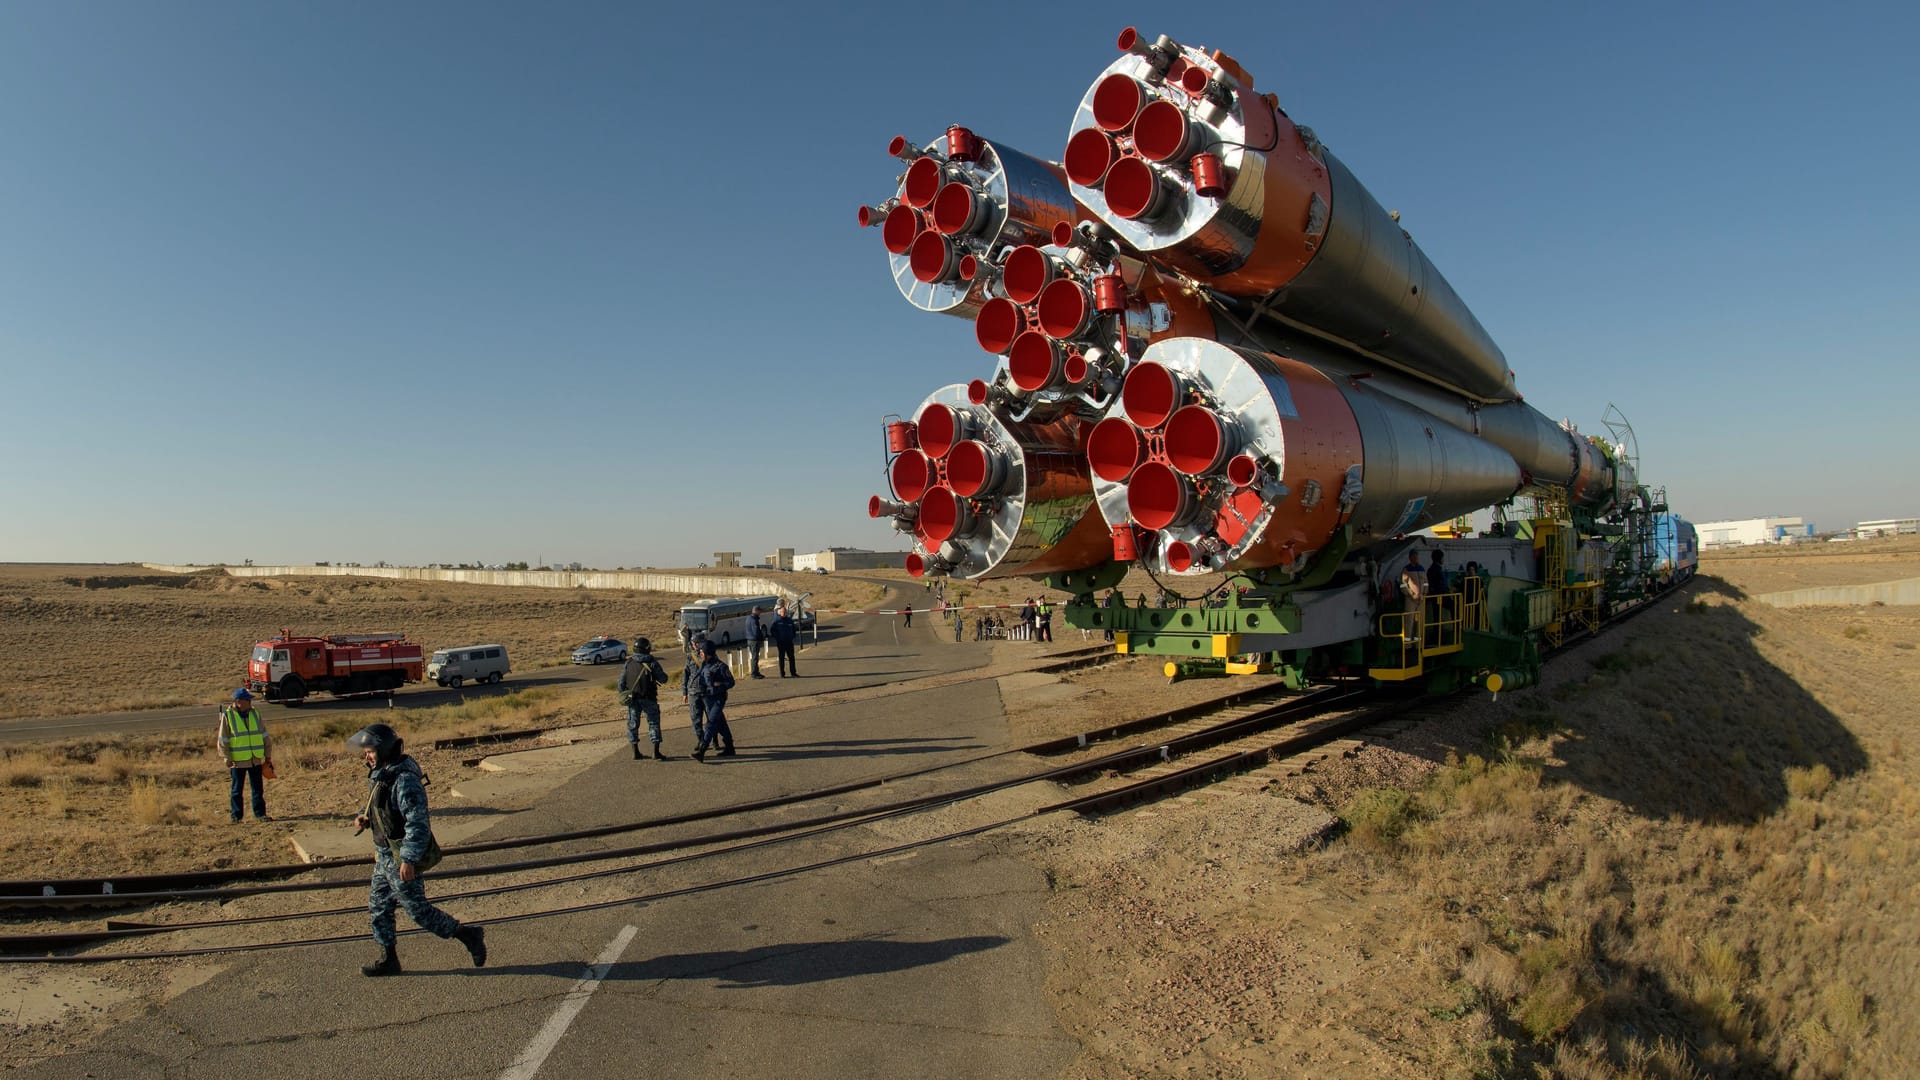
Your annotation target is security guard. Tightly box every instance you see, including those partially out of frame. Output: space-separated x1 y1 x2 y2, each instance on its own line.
346 723 486 976
691 639 737 761
619 637 671 760
218 688 272 822
682 634 710 748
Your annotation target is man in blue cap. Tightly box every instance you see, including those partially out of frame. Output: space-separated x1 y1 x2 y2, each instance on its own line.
217 688 272 822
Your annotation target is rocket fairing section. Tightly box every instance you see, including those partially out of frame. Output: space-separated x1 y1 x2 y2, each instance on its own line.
860 27 1633 581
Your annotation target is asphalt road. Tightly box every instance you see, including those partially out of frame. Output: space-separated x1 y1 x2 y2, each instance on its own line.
14 581 1083 1079
0 575 909 745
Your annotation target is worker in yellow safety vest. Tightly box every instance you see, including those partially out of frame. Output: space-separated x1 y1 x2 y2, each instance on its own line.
218 688 273 822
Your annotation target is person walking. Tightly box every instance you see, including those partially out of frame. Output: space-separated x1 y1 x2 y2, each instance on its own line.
691 640 737 762
682 637 709 748
770 604 799 677
1102 590 1118 642
346 723 486 977
745 606 767 678
901 604 912 628
218 688 273 822
1019 598 1036 641
1036 598 1053 643
619 637 671 760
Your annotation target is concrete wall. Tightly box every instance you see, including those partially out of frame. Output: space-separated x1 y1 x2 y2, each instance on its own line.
1755 577 1920 608
142 564 806 601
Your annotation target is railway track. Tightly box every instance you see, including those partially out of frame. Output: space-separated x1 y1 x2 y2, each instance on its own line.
1 682 1411 961
0 581 1694 961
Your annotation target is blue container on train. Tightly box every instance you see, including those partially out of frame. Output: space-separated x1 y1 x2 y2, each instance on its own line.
1653 513 1698 583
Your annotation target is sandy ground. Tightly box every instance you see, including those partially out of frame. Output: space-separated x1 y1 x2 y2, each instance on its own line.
7 546 1919 1076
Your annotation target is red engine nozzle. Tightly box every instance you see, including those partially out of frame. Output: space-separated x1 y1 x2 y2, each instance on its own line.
1088 417 1145 483
1127 461 1197 531
918 487 975 543
909 231 960 283
1092 73 1147 132
889 450 932 503
1165 406 1232 476
1064 128 1118 188
1103 157 1176 221
1121 361 1181 430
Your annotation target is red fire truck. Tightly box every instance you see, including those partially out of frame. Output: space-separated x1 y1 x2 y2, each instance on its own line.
246 629 425 705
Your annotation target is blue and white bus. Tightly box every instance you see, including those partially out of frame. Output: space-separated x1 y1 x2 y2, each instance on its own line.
674 595 813 646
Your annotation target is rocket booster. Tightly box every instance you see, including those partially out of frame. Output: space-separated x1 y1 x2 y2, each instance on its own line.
860 29 1634 581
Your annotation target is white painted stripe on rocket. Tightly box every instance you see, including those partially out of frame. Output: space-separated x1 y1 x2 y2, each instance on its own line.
498 923 637 1080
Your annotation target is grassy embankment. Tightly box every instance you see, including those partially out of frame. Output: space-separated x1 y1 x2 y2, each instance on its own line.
1319 577 1915 1076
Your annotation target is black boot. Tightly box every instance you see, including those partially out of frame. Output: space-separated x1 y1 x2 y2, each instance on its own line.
362 944 401 977
455 924 487 968
692 742 707 762
652 743 666 760
631 742 641 760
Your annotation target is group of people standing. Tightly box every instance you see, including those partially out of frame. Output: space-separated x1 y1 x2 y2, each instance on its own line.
622 601 803 763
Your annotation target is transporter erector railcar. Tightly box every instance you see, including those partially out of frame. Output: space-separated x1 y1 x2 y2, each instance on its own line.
856 26 1692 694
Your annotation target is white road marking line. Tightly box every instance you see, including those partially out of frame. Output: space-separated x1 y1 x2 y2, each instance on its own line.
498 924 638 1080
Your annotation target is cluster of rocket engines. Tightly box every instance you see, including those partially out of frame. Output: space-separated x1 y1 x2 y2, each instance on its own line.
863 28 1633 582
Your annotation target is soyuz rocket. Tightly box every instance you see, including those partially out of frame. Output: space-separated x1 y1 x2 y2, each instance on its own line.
861 28 1634 582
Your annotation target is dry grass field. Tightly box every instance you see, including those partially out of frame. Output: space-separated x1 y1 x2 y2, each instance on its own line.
1027 542 1920 1077
0 563 877 720
5 548 1916 1076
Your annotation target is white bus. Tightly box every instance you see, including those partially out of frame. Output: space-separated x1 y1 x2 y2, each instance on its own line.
674 595 812 647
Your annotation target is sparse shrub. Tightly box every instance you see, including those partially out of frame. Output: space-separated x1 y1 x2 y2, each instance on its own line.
1593 649 1637 674
1 751 47 788
1786 762 1836 801
1515 967 1588 1041
1843 625 1870 640
42 778 71 818
1340 787 1422 852
129 779 184 825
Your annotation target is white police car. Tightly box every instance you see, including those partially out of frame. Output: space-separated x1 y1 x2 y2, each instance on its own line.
571 636 628 665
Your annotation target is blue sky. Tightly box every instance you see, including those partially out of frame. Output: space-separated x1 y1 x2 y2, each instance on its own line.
2 2 1914 568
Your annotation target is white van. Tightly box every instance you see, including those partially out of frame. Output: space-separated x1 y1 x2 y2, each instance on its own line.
428 645 510 688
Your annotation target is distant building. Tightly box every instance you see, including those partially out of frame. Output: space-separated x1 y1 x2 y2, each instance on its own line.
1698 517 1815 548
1856 517 1920 539
764 548 796 571
793 547 911 572
712 551 742 569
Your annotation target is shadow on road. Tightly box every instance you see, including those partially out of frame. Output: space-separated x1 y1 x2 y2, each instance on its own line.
715 739 984 764
467 934 1010 986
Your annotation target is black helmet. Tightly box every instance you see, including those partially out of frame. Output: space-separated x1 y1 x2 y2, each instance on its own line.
633 637 652 653
346 723 404 764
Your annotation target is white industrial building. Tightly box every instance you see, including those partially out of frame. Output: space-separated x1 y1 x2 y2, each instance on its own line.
1856 518 1920 538
1697 517 1815 548
793 547 911 572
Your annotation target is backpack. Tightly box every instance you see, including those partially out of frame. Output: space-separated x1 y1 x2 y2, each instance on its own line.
620 656 663 704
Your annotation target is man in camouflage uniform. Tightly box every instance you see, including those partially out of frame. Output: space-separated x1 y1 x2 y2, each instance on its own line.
682 636 710 748
347 723 487 976
619 637 671 760
691 639 737 762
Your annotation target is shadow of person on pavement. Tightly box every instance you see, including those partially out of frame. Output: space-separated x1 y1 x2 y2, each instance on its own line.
466 934 1010 985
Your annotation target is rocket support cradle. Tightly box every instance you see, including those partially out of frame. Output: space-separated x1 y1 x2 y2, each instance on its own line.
861 27 1635 584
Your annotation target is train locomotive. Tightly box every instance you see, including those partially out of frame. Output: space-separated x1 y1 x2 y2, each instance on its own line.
858 28 1697 694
